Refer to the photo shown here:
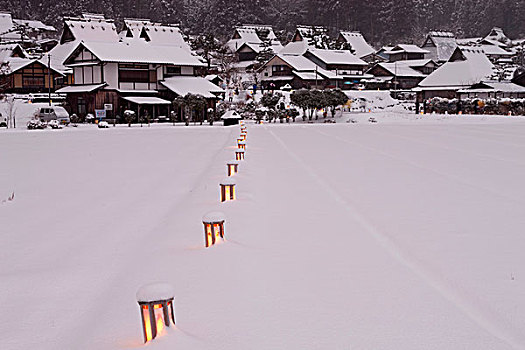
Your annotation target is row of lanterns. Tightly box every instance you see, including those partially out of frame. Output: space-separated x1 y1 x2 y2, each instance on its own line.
136 121 248 343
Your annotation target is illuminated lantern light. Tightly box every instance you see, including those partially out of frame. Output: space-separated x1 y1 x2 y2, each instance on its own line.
235 149 245 161
220 178 236 202
202 211 226 247
239 133 246 141
238 141 246 150
227 161 239 176
237 137 244 145
136 283 176 343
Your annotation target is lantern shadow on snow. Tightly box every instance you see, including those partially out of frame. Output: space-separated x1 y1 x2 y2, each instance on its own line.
136 283 176 343
202 211 226 248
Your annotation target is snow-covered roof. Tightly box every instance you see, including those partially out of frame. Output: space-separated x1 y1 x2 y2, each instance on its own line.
480 45 513 56
55 83 106 93
0 12 22 41
227 25 281 54
122 96 171 105
221 110 241 119
0 43 26 61
428 31 455 38
136 282 174 302
139 23 191 51
293 71 324 81
62 17 119 43
205 74 222 82
233 28 262 44
418 47 494 89
386 44 429 55
338 31 375 58
236 25 277 40
483 27 511 47
296 26 328 39
44 41 77 75
306 48 367 66
278 54 317 71
161 76 224 99
67 41 205 66
279 41 309 55
202 211 226 223
424 33 457 62
375 61 426 77
13 19 56 32
458 81 525 93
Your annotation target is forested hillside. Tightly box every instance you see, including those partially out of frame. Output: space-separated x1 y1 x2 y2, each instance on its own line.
1 0 524 45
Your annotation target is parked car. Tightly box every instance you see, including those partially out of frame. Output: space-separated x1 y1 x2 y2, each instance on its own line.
48 119 63 129
27 119 46 130
36 106 70 125
98 121 110 128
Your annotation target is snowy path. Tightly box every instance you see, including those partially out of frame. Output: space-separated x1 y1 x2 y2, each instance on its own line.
1 121 524 349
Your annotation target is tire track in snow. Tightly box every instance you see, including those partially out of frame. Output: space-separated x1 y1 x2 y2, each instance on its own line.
265 125 525 350
304 125 525 206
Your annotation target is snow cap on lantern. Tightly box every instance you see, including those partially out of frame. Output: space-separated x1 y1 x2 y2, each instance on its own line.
136 282 175 343
227 160 239 176
238 141 246 150
237 137 244 145
202 211 226 247
220 177 236 202
235 149 245 161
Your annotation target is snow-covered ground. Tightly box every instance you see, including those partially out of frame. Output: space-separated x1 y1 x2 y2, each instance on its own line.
1 113 525 349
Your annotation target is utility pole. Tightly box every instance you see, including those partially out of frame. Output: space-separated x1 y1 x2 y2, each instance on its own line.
47 54 51 106
394 61 398 99
315 65 318 90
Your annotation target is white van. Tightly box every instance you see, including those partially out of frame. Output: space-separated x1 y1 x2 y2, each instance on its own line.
36 106 70 124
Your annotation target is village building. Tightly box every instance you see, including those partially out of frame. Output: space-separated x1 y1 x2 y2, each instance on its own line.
260 48 369 90
421 31 457 63
337 31 375 59
0 12 56 50
457 81 525 99
385 44 429 62
415 46 495 103
56 24 223 121
365 59 437 90
226 25 282 72
0 43 70 93
375 46 394 61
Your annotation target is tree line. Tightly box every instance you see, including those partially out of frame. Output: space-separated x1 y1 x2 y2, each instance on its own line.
1 0 524 46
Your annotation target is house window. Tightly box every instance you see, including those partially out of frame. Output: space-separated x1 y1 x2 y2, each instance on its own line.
165 66 181 76
78 97 87 115
118 63 149 83
23 76 44 87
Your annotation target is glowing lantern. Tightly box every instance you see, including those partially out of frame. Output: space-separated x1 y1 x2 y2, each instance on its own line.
239 133 246 141
220 178 236 202
136 283 176 343
227 161 239 176
235 149 245 161
238 141 246 150
202 211 226 247
237 137 244 145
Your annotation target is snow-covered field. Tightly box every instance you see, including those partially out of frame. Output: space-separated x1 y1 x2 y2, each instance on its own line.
1 113 525 349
